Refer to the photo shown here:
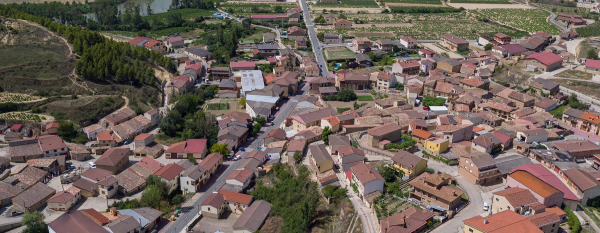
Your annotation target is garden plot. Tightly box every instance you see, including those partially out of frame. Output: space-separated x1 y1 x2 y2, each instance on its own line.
0 93 42 103
0 112 51 123
447 3 533 9
480 9 562 34
325 47 356 61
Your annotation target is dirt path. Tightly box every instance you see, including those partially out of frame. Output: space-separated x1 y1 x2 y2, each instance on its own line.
16 19 96 95
447 3 533 9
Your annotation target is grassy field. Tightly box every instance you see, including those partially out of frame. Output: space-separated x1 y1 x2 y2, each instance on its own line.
480 9 562 34
316 0 379 8
556 70 592 80
0 18 79 95
550 78 600 101
325 47 356 61
44 96 125 126
381 0 442 4
0 93 41 103
221 2 298 16
450 0 510 3
357 95 374 101
146 8 215 23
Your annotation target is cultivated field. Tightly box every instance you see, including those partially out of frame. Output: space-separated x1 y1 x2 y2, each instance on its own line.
325 47 356 61
447 3 533 9
480 9 562 34
145 9 215 22
534 3 590 15
0 112 46 123
315 0 379 8
381 0 441 4
450 0 510 3
0 93 41 103
44 96 125 126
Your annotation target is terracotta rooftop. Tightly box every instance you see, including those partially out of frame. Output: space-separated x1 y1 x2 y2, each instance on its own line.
463 210 543 233
351 164 384 184
493 187 539 208
509 170 561 198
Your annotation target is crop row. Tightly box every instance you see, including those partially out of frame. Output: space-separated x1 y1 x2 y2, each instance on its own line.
320 19 528 40
315 0 379 8
389 6 463 13
534 3 590 16
0 93 40 103
380 0 441 4
0 113 42 122
220 3 298 14
449 0 510 3
335 12 471 23
480 9 562 34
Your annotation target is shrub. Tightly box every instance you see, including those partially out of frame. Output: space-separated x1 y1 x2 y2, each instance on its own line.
425 168 435 174
423 96 446 107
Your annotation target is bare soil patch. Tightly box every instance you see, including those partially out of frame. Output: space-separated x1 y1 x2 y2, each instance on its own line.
447 3 532 9
550 78 600 100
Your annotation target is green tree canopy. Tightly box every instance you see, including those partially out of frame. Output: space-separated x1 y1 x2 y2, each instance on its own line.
484 43 493 51
588 49 599 60
211 143 231 156
422 96 446 107
294 150 303 163
23 211 48 233
322 126 332 145
337 89 358 102
141 185 162 209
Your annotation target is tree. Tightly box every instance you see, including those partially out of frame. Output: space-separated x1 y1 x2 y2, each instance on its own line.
588 49 599 60
211 143 231 156
484 43 493 51
337 89 358 102
319 17 326 24
322 126 333 145
379 165 397 183
188 156 197 164
146 175 169 195
23 211 47 233
294 150 303 163
253 116 266 126
422 96 446 107
141 185 162 209
338 14 347 19
239 96 246 107
317 32 325 41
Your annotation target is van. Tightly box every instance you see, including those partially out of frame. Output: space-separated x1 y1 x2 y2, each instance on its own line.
88 162 96 168
483 202 489 211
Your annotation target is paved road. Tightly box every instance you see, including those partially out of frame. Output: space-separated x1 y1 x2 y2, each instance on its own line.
299 0 330 77
534 67 600 110
164 85 310 233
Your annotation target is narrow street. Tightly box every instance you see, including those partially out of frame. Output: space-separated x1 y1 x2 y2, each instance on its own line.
299 0 331 77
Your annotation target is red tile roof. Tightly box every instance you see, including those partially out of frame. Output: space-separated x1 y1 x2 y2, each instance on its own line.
230 61 256 68
155 164 185 181
512 164 579 201
38 135 68 152
524 52 563 66
135 157 164 174
463 210 543 233
586 59 600 69
218 189 253 205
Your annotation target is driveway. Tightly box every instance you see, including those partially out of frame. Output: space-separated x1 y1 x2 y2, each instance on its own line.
563 38 584 57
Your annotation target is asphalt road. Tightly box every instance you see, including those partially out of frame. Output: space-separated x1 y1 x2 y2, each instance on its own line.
299 0 330 77
163 85 309 233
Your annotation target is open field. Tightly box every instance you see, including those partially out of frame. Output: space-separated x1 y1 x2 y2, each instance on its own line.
44 96 125 126
221 2 299 16
353 23 413 28
385 3 443 6
325 47 356 61
315 0 379 8
556 70 593 80
447 3 532 9
0 17 80 95
0 112 47 123
381 0 441 4
549 78 600 100
480 9 562 34
145 8 215 23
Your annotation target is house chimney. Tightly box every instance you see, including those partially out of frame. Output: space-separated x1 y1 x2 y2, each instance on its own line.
110 207 117 216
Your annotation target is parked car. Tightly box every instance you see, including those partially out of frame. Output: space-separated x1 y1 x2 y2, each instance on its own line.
11 211 23 217
88 162 96 168
423 106 429 111
483 202 489 211
239 147 245 151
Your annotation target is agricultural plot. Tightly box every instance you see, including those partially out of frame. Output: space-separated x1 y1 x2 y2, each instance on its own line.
343 12 470 24
325 47 356 61
322 18 527 40
145 9 215 23
534 3 590 15
221 3 298 16
381 0 441 4
0 93 41 103
389 6 462 13
206 103 229 110
316 0 379 8
0 112 43 122
450 0 510 3
480 9 562 34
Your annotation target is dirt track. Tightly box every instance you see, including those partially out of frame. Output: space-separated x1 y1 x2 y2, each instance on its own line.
447 3 532 9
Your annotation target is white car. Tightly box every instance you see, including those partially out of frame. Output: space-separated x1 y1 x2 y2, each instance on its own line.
88 162 96 168
483 202 489 211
